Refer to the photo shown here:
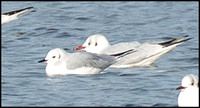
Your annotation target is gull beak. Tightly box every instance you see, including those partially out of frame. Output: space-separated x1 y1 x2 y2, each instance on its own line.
176 86 185 90
38 59 47 63
73 45 86 50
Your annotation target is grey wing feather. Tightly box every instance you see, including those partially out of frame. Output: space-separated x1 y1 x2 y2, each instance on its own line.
66 52 115 69
102 42 140 55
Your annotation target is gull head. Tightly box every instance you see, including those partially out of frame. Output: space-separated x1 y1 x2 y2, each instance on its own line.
74 34 110 54
38 48 67 64
176 74 199 91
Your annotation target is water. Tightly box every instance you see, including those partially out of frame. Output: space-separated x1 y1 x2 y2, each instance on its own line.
1 1 198 107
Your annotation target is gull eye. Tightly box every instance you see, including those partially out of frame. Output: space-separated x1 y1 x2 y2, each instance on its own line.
88 42 91 46
52 56 56 58
95 43 98 46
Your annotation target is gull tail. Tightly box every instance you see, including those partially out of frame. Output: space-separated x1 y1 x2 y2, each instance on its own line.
158 35 192 47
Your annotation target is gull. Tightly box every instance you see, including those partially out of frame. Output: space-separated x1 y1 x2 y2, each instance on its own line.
74 34 191 68
1 6 35 25
38 48 133 76
176 74 199 107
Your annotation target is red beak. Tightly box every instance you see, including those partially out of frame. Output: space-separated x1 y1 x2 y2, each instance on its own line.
176 86 185 90
73 46 86 50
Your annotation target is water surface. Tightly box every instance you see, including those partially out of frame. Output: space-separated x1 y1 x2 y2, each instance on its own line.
1 1 198 107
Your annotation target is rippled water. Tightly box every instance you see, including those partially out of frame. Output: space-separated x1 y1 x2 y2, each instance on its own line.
1 1 198 107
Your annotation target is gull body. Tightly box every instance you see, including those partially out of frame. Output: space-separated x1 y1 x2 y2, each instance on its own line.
74 34 191 68
1 6 35 25
176 74 199 107
38 48 132 76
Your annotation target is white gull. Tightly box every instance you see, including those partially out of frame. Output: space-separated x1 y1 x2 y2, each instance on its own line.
38 48 133 76
74 34 191 68
1 6 35 25
176 74 199 107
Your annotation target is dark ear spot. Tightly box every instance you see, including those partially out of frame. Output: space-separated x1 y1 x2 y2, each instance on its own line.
191 82 194 85
58 54 61 59
95 43 98 46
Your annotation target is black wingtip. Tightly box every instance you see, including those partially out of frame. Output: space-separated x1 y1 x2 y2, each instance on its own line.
159 35 192 47
110 49 136 59
2 6 35 16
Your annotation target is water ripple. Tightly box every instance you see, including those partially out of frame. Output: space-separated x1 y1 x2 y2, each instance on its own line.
75 17 90 21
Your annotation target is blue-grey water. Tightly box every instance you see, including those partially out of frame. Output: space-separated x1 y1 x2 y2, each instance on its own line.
1 1 198 107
